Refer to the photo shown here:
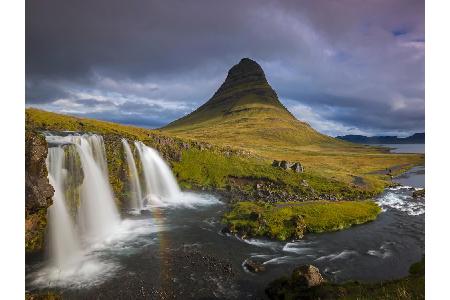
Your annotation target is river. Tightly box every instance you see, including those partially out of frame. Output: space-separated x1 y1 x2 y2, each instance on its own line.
26 144 425 299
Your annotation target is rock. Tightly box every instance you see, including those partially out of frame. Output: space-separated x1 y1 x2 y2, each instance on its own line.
291 162 304 173
272 160 281 167
280 160 292 170
25 130 54 253
291 265 325 288
140 209 152 216
243 259 266 273
291 215 306 239
26 130 54 212
413 189 425 198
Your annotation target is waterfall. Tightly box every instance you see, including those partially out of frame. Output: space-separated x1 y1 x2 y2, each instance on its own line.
46 147 82 268
45 133 120 244
134 141 181 204
121 139 143 210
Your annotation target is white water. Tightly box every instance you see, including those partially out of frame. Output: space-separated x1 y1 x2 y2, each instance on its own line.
44 134 120 258
75 136 120 240
121 139 143 210
46 147 82 268
134 141 181 206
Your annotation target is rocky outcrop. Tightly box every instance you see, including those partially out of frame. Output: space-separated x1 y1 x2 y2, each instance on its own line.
25 130 54 253
272 160 304 173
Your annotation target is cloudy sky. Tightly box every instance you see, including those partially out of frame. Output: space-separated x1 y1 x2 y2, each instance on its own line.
26 0 424 137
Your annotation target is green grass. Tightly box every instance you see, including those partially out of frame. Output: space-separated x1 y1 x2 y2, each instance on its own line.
26 108 424 200
223 201 381 240
266 257 425 300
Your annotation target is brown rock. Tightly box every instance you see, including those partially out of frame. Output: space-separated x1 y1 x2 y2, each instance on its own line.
291 265 325 288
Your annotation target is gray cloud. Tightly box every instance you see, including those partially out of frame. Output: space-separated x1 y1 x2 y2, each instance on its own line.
26 0 424 136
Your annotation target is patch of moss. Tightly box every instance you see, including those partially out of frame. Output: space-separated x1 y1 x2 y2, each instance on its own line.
223 201 381 240
25 208 48 253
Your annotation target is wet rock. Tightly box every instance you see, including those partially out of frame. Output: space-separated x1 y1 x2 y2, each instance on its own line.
413 189 425 198
140 209 152 216
292 265 325 288
243 259 266 273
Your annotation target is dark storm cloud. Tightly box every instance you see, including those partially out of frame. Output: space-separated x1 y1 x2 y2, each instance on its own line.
26 0 424 136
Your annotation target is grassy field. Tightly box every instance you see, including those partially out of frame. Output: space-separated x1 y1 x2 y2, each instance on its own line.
223 201 381 240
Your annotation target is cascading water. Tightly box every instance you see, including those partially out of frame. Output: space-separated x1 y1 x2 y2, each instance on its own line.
45 133 120 242
46 147 82 268
121 139 143 210
134 141 181 205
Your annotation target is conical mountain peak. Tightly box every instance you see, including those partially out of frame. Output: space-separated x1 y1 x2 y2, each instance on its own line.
162 58 333 148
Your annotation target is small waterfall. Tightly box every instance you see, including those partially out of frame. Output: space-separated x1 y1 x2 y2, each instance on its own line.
45 133 120 244
134 141 181 204
46 147 82 268
75 136 120 240
121 139 143 210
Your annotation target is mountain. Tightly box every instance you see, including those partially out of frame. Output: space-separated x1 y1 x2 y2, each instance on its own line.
336 133 425 144
162 58 337 149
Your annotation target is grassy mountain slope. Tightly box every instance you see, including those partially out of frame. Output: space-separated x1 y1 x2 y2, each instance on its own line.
161 58 424 189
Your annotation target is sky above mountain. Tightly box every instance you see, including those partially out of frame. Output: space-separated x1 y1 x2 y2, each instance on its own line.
26 0 424 137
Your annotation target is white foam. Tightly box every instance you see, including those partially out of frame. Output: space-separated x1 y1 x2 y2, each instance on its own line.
315 250 359 262
283 242 314 254
237 237 281 250
262 256 293 265
145 192 222 209
28 218 161 289
376 191 425 216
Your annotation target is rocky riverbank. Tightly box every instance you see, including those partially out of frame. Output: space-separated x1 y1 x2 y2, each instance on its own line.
266 257 425 299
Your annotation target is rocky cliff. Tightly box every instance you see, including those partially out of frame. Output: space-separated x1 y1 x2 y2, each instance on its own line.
25 130 54 253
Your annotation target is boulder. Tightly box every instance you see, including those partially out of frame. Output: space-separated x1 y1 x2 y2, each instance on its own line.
280 160 292 170
272 160 281 167
243 259 266 273
412 189 425 198
291 265 325 288
291 162 304 173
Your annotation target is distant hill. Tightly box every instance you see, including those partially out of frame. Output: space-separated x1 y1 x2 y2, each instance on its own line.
162 58 340 148
336 133 424 144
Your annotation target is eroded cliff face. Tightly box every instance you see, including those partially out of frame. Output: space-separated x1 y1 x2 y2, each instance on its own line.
25 130 54 253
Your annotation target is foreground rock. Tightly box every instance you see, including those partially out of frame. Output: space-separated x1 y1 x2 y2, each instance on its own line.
291 265 325 288
25 130 54 253
413 189 425 198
